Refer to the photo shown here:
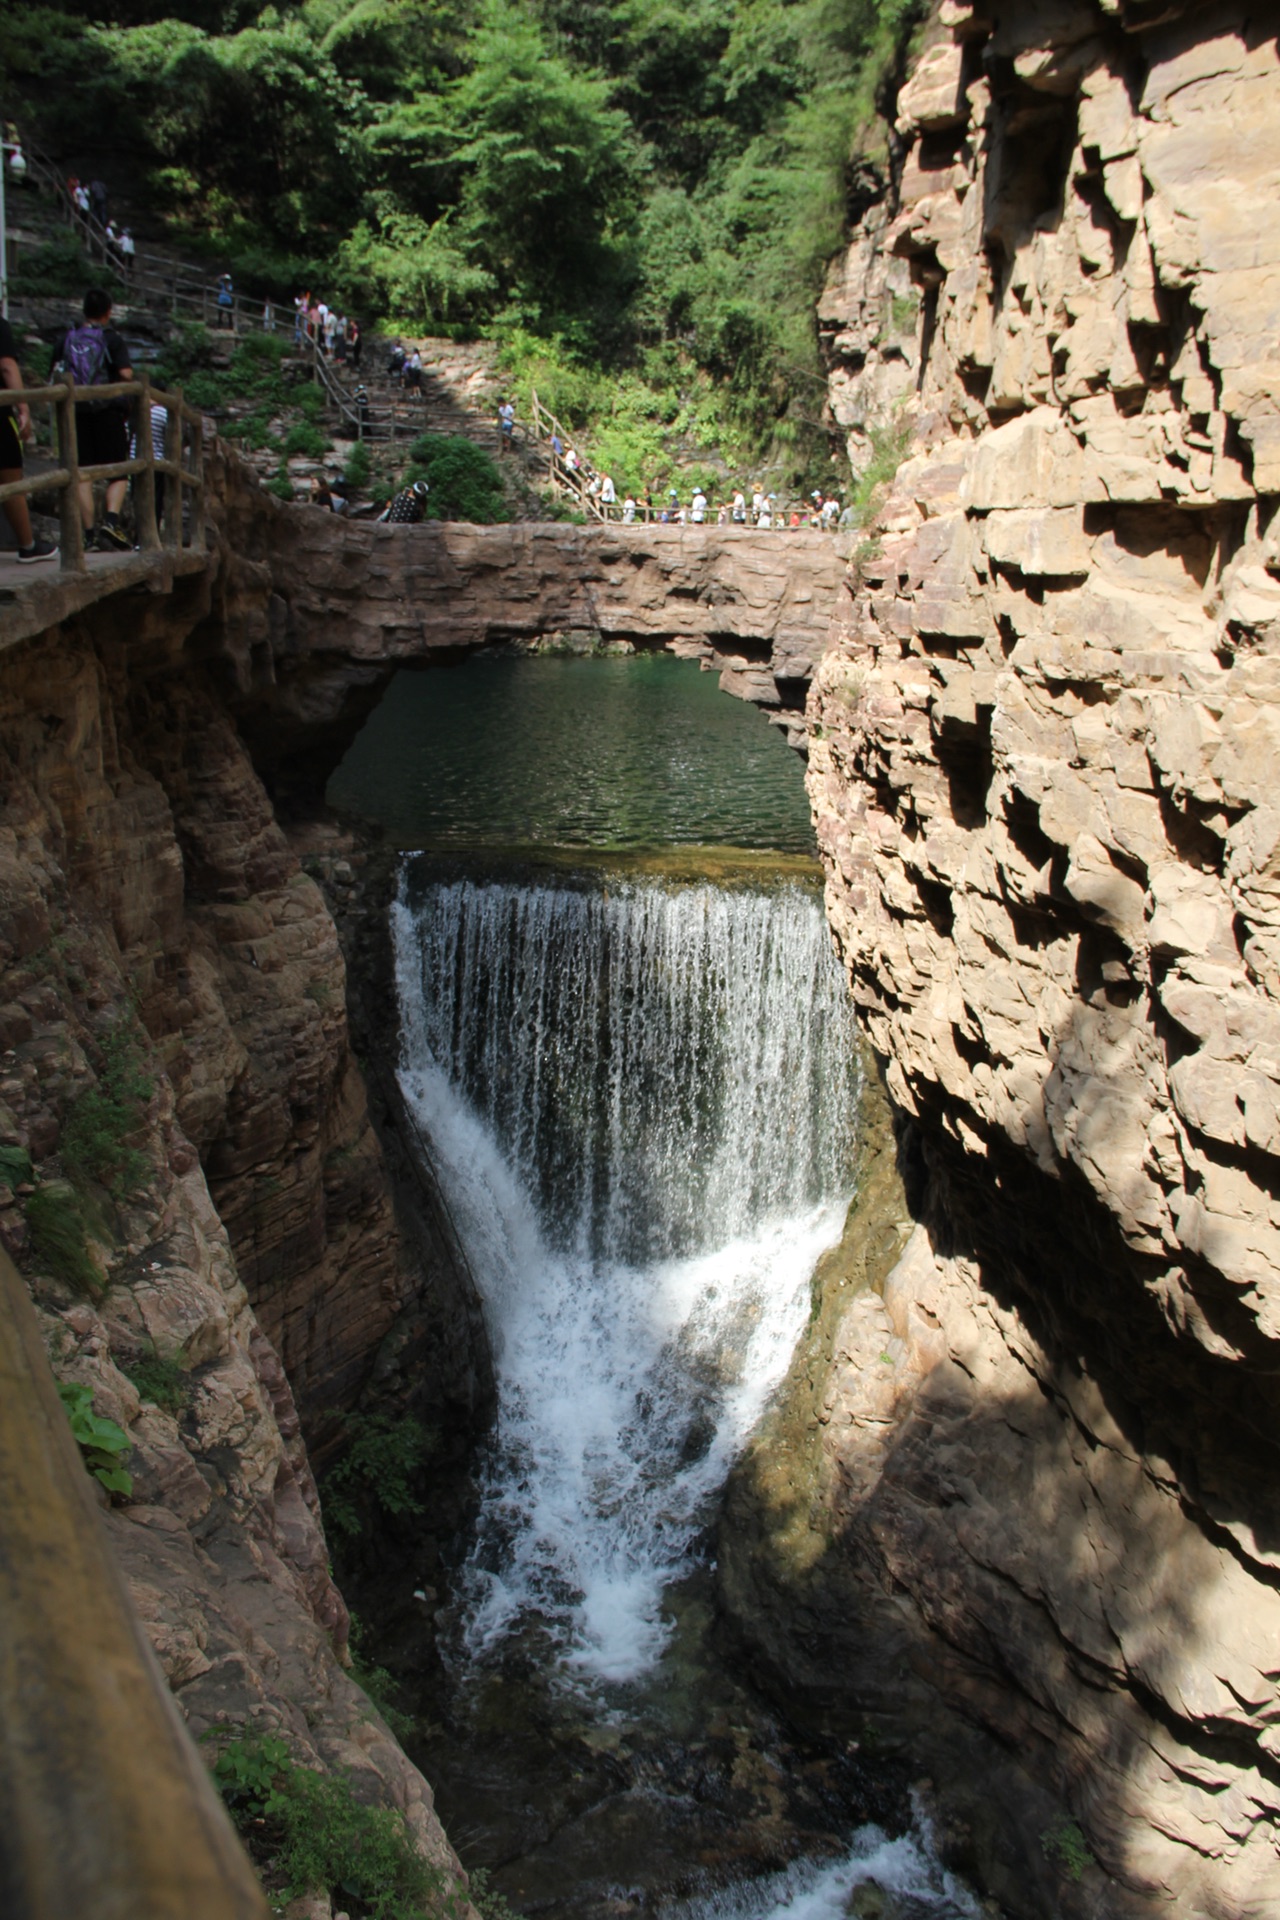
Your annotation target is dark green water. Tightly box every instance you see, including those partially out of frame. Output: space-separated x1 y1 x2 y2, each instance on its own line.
325 652 814 853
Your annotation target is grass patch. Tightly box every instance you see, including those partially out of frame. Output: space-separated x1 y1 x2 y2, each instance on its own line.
123 1340 189 1413
25 1182 103 1297
1042 1817 1092 1882
849 411 913 526
60 1022 153 1201
0 1143 32 1188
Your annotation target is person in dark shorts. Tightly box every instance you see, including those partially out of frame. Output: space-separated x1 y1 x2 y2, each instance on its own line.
52 288 134 550
0 314 58 562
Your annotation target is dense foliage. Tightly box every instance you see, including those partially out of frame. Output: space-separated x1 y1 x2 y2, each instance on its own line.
7 0 922 475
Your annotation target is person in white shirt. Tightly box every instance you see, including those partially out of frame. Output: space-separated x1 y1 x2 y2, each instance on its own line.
690 487 707 524
751 487 764 523
600 474 616 514
621 494 636 523
758 494 774 529
731 490 746 523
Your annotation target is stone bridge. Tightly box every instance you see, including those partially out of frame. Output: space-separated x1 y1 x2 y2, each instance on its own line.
2 448 849 793
198 466 850 793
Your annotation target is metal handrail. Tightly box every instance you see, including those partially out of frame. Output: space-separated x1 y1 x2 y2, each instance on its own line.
0 1244 269 1919
4 372 206 570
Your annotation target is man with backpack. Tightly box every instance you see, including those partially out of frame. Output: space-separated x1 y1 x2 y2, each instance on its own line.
52 288 134 551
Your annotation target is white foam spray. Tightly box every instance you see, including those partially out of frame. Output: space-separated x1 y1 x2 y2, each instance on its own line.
393 871 861 1685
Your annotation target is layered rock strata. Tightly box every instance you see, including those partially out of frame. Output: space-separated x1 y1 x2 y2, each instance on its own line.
729 4 1280 1917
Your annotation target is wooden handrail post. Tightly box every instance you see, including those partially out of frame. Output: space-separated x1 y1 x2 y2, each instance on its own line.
190 403 206 553
162 385 181 548
0 1247 270 1920
134 374 161 552
56 377 85 572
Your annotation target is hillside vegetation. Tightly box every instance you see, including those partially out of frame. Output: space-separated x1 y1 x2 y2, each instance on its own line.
6 0 921 483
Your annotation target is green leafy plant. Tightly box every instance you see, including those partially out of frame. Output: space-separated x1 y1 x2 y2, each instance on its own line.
57 1380 133 1497
25 1182 103 1297
211 1731 465 1919
1041 1816 1092 1882
60 1023 154 1200
123 1340 189 1413
469 1868 519 1920
322 1410 438 1541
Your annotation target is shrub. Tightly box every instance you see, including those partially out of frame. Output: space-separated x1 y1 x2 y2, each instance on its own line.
283 420 331 459
25 1182 103 1297
322 1410 437 1541
123 1340 189 1412
212 1732 464 1919
60 1022 153 1200
343 439 371 489
1042 1817 1092 1882
57 1381 133 1497
403 434 506 524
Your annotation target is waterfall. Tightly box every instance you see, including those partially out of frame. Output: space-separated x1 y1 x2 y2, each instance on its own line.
393 866 862 1687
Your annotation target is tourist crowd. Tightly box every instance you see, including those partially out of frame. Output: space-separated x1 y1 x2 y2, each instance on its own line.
549 434 849 531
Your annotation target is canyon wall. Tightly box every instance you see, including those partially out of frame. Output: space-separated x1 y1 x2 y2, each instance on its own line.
725 4 1280 1918
0 564 486 1885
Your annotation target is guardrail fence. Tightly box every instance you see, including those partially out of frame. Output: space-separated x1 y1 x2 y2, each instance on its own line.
1 372 205 571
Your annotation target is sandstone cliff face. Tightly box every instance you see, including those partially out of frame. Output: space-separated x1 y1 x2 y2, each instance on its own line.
733 3 1280 1915
0 578 477 1882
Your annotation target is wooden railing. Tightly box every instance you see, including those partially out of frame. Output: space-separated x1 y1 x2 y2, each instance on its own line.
0 1245 269 1919
0 374 206 571
12 132 293 336
529 388 609 522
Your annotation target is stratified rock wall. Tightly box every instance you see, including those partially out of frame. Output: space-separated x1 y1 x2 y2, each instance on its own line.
742 3 1280 1914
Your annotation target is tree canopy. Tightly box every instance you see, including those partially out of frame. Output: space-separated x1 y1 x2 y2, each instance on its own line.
6 0 922 474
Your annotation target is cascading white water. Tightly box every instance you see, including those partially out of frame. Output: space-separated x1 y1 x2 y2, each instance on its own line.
393 867 861 1685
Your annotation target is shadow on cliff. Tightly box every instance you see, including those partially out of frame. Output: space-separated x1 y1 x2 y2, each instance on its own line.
718 1052 1279 1920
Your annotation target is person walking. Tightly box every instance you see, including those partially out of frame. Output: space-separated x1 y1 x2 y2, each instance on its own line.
0 314 58 562
348 318 362 370
52 287 134 550
89 178 108 226
216 273 235 331
497 398 515 452
119 228 135 276
690 485 707 525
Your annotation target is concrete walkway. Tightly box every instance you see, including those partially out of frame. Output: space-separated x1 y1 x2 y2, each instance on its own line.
0 544 213 653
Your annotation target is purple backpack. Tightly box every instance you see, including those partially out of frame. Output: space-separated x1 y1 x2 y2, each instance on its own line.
61 325 109 388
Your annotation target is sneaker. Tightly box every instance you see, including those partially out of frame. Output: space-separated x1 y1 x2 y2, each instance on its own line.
17 537 58 564
96 519 133 552
82 528 99 553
